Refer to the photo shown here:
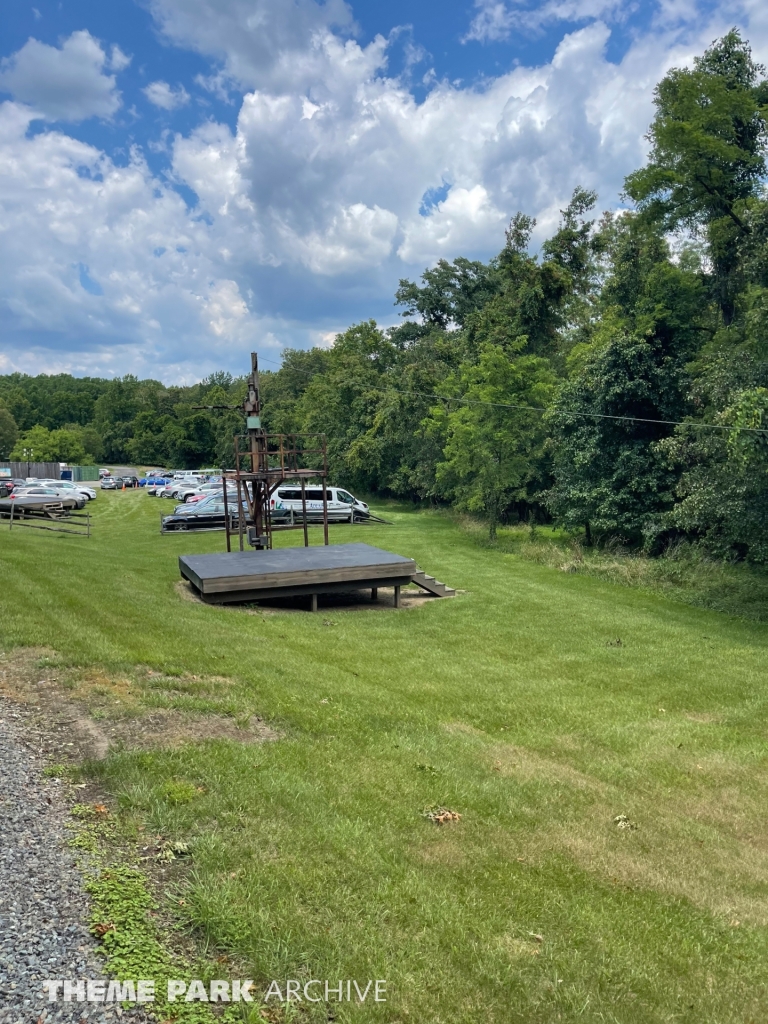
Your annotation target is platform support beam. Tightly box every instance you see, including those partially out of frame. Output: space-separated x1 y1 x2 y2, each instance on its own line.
371 587 377 601
394 585 401 608
311 593 318 612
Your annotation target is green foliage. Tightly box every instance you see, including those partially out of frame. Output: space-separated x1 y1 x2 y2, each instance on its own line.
395 255 501 329
429 344 554 537
545 329 688 546
546 215 705 548
624 30 768 323
10 424 90 463
0 404 18 458
161 778 200 804
86 869 235 1023
42 763 72 779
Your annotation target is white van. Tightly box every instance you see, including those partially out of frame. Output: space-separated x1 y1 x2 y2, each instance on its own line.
270 485 369 522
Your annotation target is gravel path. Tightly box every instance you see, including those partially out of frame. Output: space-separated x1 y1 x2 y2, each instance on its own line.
0 697 150 1024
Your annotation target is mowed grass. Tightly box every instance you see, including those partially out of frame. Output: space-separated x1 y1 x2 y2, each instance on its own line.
2 491 768 1022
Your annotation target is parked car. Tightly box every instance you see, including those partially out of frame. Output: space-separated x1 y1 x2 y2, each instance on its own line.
184 485 232 504
176 481 229 502
162 494 251 532
1 486 85 512
100 477 118 489
40 479 96 501
270 485 370 522
141 474 171 490
172 487 237 513
158 478 206 499
0 479 24 495
106 475 140 489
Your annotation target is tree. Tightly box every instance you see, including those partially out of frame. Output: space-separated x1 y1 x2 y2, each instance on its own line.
0 406 18 459
545 209 708 547
624 30 768 324
463 189 603 364
546 326 694 547
395 257 501 331
10 425 89 464
429 344 554 539
295 322 397 491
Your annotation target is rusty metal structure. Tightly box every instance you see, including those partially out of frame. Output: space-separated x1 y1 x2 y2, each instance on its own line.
221 353 330 552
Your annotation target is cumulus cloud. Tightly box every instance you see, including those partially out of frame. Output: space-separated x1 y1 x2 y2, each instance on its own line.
165 20 656 272
0 102 269 377
399 186 507 264
146 0 357 92
144 80 190 110
463 1 516 44
0 31 121 121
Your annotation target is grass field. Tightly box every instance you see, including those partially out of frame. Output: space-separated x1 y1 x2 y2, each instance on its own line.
2 490 768 1023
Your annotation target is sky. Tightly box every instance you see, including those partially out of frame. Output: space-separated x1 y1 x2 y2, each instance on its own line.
0 0 766 382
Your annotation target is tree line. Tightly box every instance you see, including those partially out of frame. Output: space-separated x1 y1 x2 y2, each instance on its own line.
2 31 767 561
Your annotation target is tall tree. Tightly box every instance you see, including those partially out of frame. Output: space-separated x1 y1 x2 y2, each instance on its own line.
545 218 705 546
429 344 554 539
625 30 768 324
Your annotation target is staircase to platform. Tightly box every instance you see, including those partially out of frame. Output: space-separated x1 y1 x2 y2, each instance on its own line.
411 569 456 598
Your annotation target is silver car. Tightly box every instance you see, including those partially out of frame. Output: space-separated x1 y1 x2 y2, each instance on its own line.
40 479 96 501
6 486 86 510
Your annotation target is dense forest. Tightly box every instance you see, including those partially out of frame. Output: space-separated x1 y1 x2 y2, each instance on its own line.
2 31 768 562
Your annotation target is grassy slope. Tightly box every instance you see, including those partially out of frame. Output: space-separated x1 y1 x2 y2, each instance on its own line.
1 492 768 1023
456 516 768 622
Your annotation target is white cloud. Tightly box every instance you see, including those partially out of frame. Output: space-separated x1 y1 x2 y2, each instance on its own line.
194 71 234 102
0 102 271 377
146 0 358 92
399 186 506 264
109 44 132 71
166 20 649 270
290 203 399 274
463 1 516 44
0 31 121 122
464 0 630 42
143 80 190 110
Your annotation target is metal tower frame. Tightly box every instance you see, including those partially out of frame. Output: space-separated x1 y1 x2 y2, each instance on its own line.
220 353 330 552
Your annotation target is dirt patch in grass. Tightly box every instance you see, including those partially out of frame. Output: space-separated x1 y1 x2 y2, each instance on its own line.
498 934 542 958
415 836 469 868
684 711 722 724
175 578 439 613
488 742 609 795
0 647 278 762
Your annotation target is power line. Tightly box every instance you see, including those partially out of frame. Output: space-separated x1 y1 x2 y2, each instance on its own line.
255 352 768 436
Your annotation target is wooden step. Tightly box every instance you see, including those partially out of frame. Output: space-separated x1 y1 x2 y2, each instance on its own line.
411 569 456 598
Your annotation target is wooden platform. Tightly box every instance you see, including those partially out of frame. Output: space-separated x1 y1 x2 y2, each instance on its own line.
179 542 417 606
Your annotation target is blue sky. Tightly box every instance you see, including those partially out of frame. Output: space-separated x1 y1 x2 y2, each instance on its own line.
0 0 764 381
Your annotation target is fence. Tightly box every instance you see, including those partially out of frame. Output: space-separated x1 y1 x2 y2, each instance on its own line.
63 465 100 481
0 461 61 479
2 502 91 537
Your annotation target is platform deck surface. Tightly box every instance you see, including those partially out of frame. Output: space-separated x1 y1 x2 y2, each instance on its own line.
179 542 416 595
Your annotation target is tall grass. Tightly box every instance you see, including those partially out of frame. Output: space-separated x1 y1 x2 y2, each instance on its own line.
457 516 768 621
